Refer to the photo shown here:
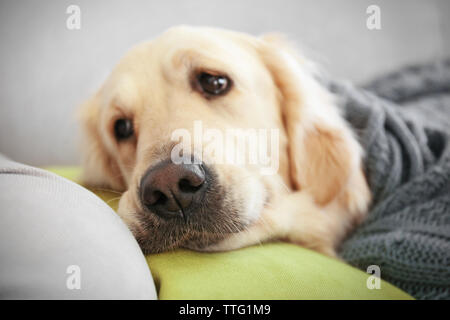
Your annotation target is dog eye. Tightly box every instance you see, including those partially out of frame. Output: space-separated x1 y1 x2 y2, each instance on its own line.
114 118 134 141
196 72 231 96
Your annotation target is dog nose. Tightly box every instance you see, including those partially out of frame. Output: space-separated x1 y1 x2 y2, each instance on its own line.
139 160 206 220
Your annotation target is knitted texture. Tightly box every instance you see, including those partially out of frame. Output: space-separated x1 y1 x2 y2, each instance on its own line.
327 60 450 300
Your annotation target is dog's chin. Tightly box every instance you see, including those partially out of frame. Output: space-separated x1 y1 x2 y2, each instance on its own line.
128 193 265 254
132 215 254 254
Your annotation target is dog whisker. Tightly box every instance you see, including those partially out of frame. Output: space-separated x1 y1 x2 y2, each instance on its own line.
93 187 124 195
105 196 123 204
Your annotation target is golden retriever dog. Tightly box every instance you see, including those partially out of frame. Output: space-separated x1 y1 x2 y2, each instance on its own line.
79 26 371 257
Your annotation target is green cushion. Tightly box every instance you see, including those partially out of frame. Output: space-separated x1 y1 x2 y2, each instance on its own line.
47 166 413 300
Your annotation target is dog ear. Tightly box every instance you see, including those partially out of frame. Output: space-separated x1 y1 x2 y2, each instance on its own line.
258 35 363 206
78 93 126 190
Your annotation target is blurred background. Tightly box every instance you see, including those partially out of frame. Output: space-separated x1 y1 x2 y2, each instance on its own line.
0 0 448 166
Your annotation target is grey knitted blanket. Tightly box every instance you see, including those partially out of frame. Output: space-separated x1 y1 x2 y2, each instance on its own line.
327 60 450 300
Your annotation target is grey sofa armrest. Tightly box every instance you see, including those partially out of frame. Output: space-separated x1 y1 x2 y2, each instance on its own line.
0 155 156 299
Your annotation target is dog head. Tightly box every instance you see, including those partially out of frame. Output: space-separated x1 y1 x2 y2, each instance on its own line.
79 26 368 253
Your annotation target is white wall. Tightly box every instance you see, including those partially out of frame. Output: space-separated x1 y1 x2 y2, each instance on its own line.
0 0 448 166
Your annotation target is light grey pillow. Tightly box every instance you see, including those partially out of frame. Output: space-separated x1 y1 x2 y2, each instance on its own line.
0 155 157 299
